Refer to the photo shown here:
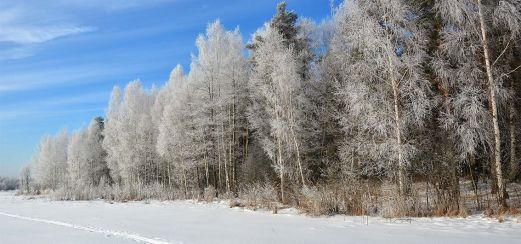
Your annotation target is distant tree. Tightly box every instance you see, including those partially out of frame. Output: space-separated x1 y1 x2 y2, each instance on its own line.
103 86 123 184
0 176 18 191
67 117 110 188
103 81 158 186
33 129 69 190
19 165 31 193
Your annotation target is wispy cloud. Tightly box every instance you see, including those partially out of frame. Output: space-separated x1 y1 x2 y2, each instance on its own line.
54 0 177 11
0 4 95 61
0 25 95 44
0 91 109 121
0 47 35 60
0 107 104 125
0 51 177 93
0 66 108 93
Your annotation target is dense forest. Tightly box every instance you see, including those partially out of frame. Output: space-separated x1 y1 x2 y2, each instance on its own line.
20 0 521 217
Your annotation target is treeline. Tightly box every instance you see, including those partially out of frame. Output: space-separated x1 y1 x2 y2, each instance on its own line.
21 1 520 216
0 177 18 191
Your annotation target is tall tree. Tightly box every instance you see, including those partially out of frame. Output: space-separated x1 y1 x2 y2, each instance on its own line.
157 65 195 195
190 20 249 194
248 2 318 188
103 86 123 184
330 0 431 198
32 129 69 190
103 81 158 186
248 27 307 202
68 117 110 188
434 0 521 206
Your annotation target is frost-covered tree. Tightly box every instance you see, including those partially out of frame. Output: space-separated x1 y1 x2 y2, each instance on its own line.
190 20 249 193
20 0 521 214
297 16 341 182
152 65 186 186
157 65 194 195
248 27 308 202
32 129 69 190
103 81 158 186
67 130 86 185
103 86 123 184
508 44 520 180
329 0 431 197
434 0 521 205
248 2 311 77
19 165 31 194
247 2 328 190
0 177 18 191
67 117 109 188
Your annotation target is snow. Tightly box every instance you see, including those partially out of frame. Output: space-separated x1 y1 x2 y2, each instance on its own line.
0 191 520 244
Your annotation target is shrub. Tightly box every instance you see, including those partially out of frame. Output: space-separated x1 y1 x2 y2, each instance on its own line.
202 186 217 202
298 177 370 216
239 182 278 211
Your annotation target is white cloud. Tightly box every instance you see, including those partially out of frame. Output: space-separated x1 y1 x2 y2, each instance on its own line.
0 7 95 44
0 4 95 59
0 47 35 60
54 0 176 11
0 91 109 121
0 25 95 44
0 107 104 122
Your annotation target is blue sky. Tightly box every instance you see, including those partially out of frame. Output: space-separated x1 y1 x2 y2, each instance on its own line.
0 0 335 177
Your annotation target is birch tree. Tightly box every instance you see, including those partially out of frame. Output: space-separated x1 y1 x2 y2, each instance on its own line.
248 3 314 188
434 0 521 206
68 117 109 188
153 65 185 186
156 65 196 195
103 86 123 184
190 20 249 193
103 81 158 186
248 27 307 202
330 0 431 197
19 165 31 194
33 129 69 190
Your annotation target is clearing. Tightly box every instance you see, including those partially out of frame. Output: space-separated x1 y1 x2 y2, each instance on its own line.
0 191 519 244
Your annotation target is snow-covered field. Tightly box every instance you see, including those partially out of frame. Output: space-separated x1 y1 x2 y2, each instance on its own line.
0 191 520 244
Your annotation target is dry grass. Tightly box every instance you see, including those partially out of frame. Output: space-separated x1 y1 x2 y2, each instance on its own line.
297 178 373 216
202 186 217 202
238 182 278 211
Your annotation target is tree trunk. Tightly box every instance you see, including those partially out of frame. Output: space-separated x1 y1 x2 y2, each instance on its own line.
509 78 517 180
286 95 306 187
196 166 202 195
469 154 482 209
167 161 172 188
437 76 461 210
204 154 209 187
218 149 222 191
182 163 189 199
245 128 249 158
277 129 285 204
388 54 407 196
221 121 230 193
450 154 460 210
230 89 237 194
477 0 507 207
289 125 306 187
228 105 235 193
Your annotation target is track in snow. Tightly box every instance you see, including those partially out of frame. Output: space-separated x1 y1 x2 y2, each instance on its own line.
0 212 177 244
